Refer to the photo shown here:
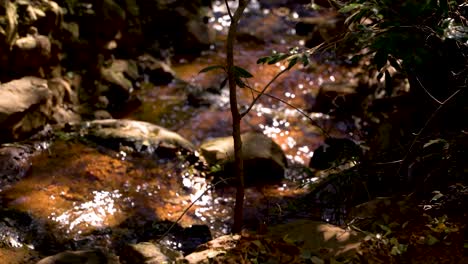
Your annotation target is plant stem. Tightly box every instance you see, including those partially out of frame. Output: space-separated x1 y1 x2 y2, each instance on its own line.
226 0 249 234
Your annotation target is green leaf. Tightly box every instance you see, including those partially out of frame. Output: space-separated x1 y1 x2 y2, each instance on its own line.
235 76 247 88
339 3 362 13
426 235 439 246
286 57 299 70
267 53 289 64
257 57 269 64
199 65 225 74
379 224 392 235
233 66 253 78
431 191 444 202
301 54 309 66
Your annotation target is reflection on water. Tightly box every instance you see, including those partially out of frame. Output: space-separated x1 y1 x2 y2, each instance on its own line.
0 1 363 255
50 190 124 234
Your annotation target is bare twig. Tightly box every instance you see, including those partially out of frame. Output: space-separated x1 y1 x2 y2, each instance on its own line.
224 0 233 20
396 88 462 178
245 85 329 137
240 68 289 118
157 178 234 242
415 76 443 105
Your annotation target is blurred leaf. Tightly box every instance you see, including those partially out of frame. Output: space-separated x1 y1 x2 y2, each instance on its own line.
300 249 312 259
286 57 299 70
402 221 409 229
199 65 225 74
235 76 247 88
339 3 362 13
268 53 290 64
426 235 439 245
234 66 253 78
423 138 448 149
301 54 309 66
310 256 325 264
430 191 444 202
379 224 392 236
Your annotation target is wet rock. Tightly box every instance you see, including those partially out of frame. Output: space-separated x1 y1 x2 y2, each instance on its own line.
137 54 175 85
36 249 109 264
0 145 33 191
120 242 183 264
200 132 287 186
184 234 241 264
266 220 364 260
83 119 195 157
93 110 113 120
0 77 50 123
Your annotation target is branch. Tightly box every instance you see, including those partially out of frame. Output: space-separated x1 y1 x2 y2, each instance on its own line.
157 178 234 242
224 0 233 20
415 75 442 105
240 68 289 118
245 86 330 137
226 0 249 234
395 88 462 178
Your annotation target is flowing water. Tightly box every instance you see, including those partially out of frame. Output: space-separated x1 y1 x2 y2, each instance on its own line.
0 1 358 256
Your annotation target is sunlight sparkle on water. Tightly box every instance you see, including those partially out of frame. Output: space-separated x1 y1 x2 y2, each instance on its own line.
49 190 124 232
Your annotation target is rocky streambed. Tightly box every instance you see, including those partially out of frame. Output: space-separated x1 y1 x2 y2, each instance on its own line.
0 0 370 263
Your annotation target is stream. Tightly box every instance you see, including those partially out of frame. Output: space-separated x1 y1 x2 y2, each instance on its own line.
0 0 359 260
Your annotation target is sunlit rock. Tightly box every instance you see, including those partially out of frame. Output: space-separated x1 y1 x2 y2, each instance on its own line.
200 132 287 186
184 234 241 264
119 242 183 264
0 77 50 141
0 146 33 191
36 249 109 264
0 76 81 142
84 119 195 157
266 220 364 260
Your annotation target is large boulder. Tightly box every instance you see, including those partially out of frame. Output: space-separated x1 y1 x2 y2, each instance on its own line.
0 77 50 140
200 132 287 186
0 76 80 142
83 119 195 157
